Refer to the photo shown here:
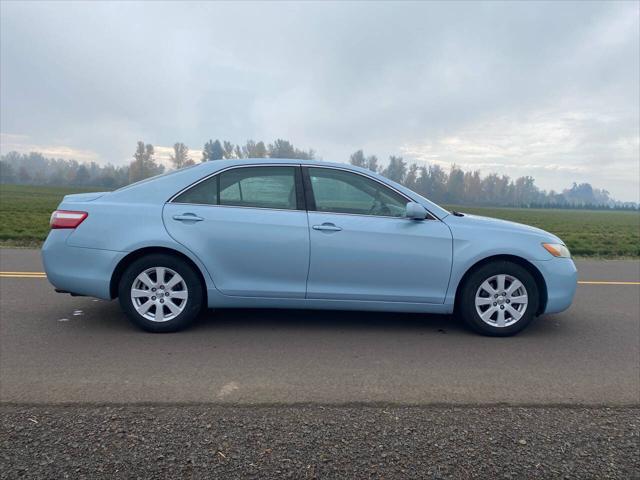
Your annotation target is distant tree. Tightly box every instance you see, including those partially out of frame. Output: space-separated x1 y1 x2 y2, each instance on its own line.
427 164 447 201
446 165 465 203
514 175 537 206
129 141 164 183
222 141 236 159
562 182 609 207
18 166 31 183
201 141 211 162
463 170 482 204
481 173 512 205
1 151 133 188
404 164 419 191
129 141 146 182
268 139 314 159
382 156 407 184
98 175 117 188
350 150 367 168
129 141 144 182
0 160 16 183
202 139 224 161
74 165 90 185
366 155 379 173
498 175 513 205
170 142 191 169
143 144 164 177
97 164 118 188
268 139 296 158
242 140 267 158
350 150 379 172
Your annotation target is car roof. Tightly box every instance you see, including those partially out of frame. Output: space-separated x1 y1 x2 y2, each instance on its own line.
196 158 347 168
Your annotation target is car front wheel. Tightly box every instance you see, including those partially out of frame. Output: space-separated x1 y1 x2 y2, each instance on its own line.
458 261 540 336
118 254 203 332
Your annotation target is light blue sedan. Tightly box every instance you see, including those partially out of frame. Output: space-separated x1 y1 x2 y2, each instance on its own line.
42 159 577 335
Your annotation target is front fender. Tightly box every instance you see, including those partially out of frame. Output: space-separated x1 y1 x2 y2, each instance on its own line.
444 219 556 306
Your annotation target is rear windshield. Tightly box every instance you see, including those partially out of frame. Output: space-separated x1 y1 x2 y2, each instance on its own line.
115 164 200 192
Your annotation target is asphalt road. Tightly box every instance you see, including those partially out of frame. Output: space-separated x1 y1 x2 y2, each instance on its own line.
1 249 638 405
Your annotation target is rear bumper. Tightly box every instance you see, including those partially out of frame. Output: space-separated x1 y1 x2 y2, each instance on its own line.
42 230 125 300
532 258 578 314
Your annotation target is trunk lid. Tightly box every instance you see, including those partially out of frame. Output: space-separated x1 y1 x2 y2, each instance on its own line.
61 191 109 203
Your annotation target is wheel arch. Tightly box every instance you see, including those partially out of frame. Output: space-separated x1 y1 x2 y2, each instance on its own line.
109 246 208 303
453 254 548 315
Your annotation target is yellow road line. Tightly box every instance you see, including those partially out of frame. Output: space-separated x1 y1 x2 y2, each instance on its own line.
0 272 639 285
0 274 47 278
0 271 47 275
0 271 47 278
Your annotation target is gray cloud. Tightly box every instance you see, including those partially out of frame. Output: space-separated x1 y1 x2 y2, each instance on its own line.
1 1 638 200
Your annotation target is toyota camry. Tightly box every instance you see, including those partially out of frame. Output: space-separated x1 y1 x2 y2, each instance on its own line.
42 159 577 335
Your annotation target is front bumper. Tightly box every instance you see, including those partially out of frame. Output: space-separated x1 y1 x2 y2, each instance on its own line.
42 230 125 300
532 257 578 314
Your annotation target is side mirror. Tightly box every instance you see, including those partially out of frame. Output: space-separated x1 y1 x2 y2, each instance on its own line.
405 202 427 220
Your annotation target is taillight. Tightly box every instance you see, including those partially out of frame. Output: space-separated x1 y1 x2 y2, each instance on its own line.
50 210 88 229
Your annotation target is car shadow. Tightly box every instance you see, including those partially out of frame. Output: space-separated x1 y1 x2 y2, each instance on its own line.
81 298 563 338
193 308 564 338
194 307 470 335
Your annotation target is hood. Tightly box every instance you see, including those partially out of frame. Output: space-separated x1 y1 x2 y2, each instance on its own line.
62 191 109 202
445 213 561 242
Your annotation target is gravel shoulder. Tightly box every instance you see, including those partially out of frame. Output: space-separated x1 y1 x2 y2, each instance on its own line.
1 405 638 479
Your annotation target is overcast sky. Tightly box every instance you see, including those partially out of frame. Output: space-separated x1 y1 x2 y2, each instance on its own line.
1 1 638 201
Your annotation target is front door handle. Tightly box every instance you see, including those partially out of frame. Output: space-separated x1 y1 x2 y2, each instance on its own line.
173 213 204 222
312 223 342 232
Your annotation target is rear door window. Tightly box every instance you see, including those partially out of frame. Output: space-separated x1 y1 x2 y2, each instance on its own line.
173 166 299 211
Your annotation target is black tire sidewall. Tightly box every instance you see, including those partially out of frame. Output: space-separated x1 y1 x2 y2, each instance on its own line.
118 254 203 332
458 261 539 336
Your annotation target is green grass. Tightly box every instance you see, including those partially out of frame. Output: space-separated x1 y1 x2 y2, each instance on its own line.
0 184 104 247
0 184 638 257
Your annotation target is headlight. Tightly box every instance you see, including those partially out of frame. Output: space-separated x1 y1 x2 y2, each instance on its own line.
542 243 571 258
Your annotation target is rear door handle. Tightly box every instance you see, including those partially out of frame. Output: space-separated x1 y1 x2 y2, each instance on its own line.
312 223 342 232
173 213 204 222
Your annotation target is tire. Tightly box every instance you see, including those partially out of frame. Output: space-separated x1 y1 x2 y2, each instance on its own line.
118 253 203 332
457 261 539 336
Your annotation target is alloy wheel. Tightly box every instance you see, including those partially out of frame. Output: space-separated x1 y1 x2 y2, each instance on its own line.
474 274 528 328
130 267 189 322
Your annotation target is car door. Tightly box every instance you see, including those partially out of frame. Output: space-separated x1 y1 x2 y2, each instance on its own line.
163 165 310 298
303 166 453 303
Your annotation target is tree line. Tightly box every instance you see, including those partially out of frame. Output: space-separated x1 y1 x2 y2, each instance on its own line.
349 150 637 210
0 138 315 188
0 140 636 210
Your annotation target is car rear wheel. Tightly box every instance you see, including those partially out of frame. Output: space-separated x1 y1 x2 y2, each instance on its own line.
118 254 203 332
458 261 539 336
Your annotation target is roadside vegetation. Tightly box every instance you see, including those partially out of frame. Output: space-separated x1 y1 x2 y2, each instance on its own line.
1 184 637 257
0 184 102 247
2 142 637 209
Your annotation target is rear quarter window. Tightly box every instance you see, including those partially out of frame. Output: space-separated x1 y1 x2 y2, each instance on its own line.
173 176 218 205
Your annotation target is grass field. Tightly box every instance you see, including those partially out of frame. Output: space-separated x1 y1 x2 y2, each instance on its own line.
0 184 103 247
0 184 638 257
